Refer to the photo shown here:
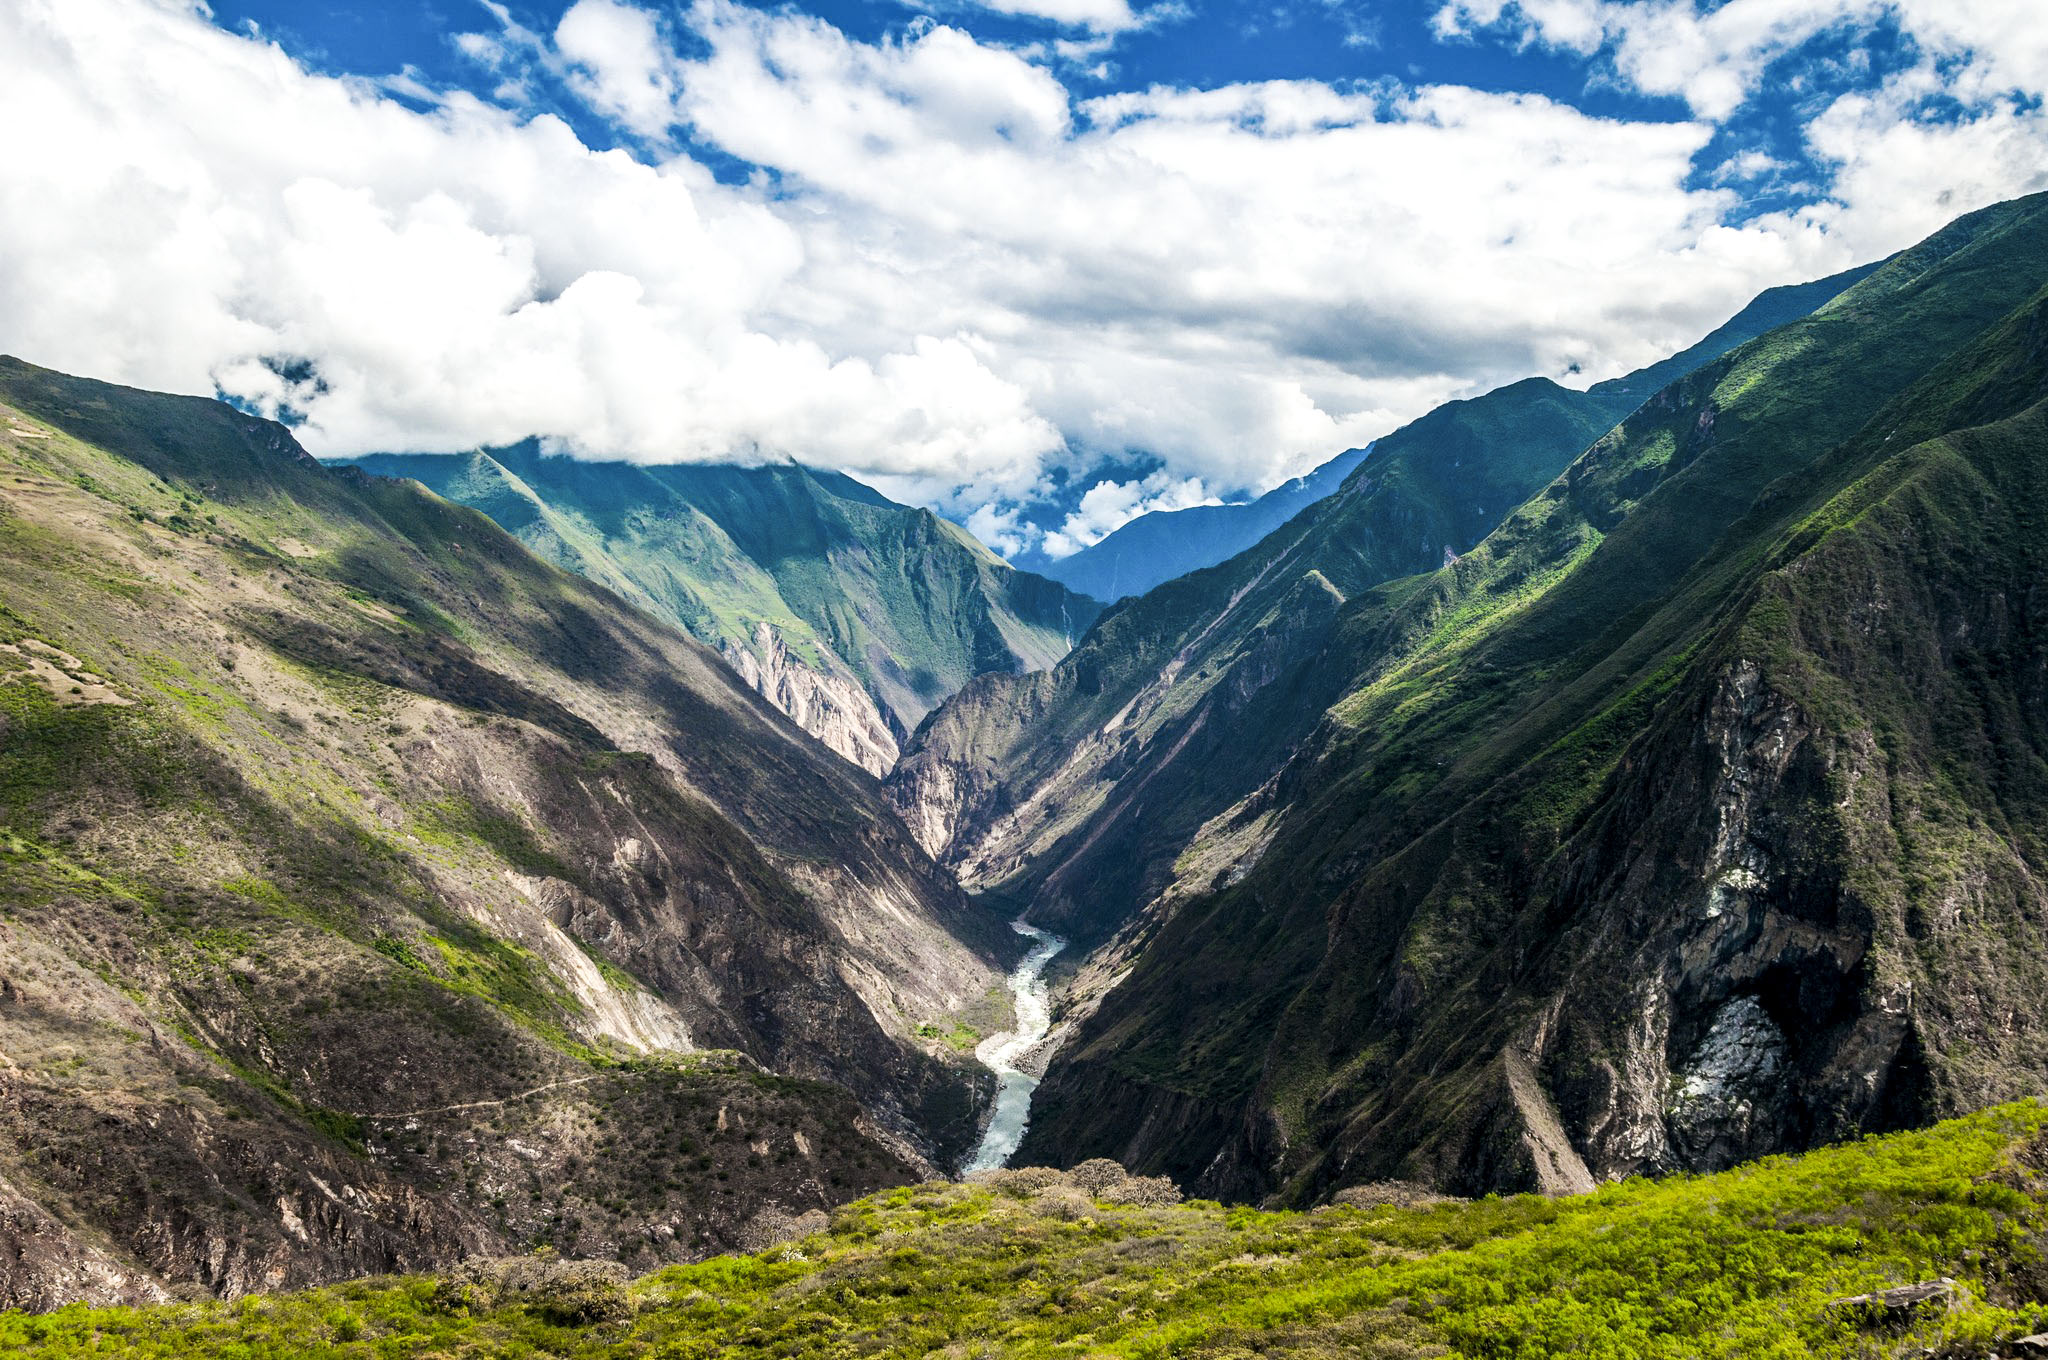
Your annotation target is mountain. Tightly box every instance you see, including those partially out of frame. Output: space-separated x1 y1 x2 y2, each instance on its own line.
343 447 1101 776
932 192 2048 1200
19 1100 2048 1355
886 267 1877 938
1025 260 1882 605
0 358 1019 1307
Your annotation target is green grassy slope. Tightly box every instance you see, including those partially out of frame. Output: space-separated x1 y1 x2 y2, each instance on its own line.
1022 192 2048 1200
14 1101 2048 1357
346 446 1100 774
0 359 1012 1304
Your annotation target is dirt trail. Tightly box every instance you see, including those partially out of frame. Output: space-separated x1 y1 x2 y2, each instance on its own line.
352 1075 604 1121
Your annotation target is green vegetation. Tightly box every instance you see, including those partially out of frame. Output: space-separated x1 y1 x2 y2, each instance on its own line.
12 1102 2048 1357
915 1019 982 1053
412 794 576 881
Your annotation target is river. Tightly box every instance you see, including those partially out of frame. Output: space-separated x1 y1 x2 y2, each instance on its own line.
961 919 1068 1174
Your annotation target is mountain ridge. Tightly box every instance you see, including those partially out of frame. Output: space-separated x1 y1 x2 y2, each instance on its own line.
344 446 1101 776
884 265 1882 943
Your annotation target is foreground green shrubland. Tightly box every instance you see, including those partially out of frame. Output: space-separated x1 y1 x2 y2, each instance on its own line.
12 1102 2048 1357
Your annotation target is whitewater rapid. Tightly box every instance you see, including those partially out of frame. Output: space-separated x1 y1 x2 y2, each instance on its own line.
961 919 1068 1174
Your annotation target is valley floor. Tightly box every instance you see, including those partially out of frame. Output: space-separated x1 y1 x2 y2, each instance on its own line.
12 1101 2048 1358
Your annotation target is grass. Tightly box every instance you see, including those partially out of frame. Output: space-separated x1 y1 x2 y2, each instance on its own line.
11 1101 2048 1357
915 1020 982 1053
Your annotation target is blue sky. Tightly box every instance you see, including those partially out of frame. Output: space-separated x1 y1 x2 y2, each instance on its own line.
3 0 2044 557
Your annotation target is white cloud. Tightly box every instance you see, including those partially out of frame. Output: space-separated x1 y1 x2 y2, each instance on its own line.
1433 0 1869 120
666 1 1871 502
1 0 2045 549
1710 148 1788 183
1435 0 2048 122
555 0 680 140
975 0 1143 35
1430 0 2048 267
1039 471 1217 559
0 0 1059 489
965 501 1034 557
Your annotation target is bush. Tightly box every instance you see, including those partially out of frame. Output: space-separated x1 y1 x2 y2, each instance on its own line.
1325 1182 1460 1212
970 1166 1070 1198
1029 1185 1097 1220
433 1252 633 1325
1066 1158 1130 1194
1101 1174 1183 1207
739 1207 830 1251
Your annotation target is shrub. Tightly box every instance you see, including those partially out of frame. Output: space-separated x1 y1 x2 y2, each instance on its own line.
433 1252 633 1326
1066 1158 1130 1194
1029 1185 1097 1221
1101 1174 1183 1207
970 1166 1070 1197
739 1206 831 1251
1325 1182 1460 1211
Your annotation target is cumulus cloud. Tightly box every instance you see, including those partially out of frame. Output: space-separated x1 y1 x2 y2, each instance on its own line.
665 0 1869 502
1434 0 1871 120
2 0 2045 548
0 0 1059 490
975 0 1146 35
555 0 681 140
1437 0 2048 119
1038 472 1217 559
1432 0 2048 274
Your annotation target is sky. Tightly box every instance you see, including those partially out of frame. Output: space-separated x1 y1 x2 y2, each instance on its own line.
2 1 2045 560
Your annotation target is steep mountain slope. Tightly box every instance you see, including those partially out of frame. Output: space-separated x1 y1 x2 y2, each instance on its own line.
887 266 1877 942
1016 192 2048 1201
890 382 1634 936
1025 261 1881 608
0 359 1016 1306
345 448 1100 775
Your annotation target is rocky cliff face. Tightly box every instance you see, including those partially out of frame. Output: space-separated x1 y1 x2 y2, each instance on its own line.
0 358 1013 1307
722 623 901 775
1010 193 2048 1203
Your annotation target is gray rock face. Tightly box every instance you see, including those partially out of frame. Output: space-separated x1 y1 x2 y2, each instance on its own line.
723 623 900 776
1664 996 1787 1169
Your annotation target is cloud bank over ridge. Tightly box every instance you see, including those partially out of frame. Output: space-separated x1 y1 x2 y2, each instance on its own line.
2 0 2044 557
